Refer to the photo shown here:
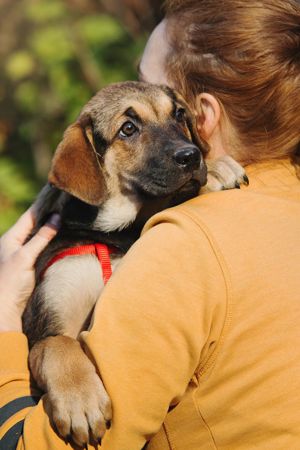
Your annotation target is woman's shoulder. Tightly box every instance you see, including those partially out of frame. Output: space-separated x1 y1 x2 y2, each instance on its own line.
160 159 300 231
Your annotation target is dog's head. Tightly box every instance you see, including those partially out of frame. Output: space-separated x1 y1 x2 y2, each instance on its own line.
48 81 208 231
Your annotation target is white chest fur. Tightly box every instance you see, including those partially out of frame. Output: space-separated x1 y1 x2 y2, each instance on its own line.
94 195 138 232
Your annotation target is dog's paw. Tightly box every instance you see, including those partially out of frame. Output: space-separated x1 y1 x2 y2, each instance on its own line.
30 335 112 448
46 358 111 447
202 155 249 193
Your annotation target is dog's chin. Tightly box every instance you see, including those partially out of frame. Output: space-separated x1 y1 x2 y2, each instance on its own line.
179 178 201 196
130 175 201 201
168 178 201 207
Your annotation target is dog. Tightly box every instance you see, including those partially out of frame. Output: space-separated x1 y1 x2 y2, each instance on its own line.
22 81 247 447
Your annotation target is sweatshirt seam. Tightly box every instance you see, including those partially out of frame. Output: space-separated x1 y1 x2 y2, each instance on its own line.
163 423 175 450
192 387 218 450
175 208 233 378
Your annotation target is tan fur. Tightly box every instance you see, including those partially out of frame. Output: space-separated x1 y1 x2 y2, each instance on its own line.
42 254 122 338
29 253 122 446
203 156 248 193
30 336 111 446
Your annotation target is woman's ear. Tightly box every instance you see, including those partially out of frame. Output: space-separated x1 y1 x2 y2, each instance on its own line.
194 93 221 140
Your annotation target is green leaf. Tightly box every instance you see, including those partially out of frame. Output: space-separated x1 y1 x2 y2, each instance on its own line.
5 51 35 81
14 81 39 112
25 0 66 23
78 15 124 46
0 158 36 201
0 157 38 234
30 26 73 64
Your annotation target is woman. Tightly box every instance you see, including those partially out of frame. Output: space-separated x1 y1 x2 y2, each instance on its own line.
1 0 300 449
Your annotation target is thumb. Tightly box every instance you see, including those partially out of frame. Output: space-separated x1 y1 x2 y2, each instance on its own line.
23 214 60 261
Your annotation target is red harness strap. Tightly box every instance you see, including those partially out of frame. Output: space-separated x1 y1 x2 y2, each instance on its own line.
44 243 115 284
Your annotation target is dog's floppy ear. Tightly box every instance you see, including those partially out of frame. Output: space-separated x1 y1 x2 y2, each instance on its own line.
48 120 107 205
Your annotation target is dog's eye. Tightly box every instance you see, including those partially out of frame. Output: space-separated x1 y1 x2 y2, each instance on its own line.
175 108 186 123
119 121 137 138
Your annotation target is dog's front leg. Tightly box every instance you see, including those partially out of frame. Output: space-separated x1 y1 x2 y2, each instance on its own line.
30 335 112 447
23 254 114 447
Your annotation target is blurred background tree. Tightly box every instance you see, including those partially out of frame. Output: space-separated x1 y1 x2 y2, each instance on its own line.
0 0 163 233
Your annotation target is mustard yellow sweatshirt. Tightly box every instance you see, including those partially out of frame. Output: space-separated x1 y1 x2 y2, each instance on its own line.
1 159 300 450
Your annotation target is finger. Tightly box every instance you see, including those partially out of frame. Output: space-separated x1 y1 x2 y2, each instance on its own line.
5 207 36 245
23 214 60 261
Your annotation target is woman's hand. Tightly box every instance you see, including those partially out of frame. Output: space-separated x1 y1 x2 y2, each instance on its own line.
0 208 60 332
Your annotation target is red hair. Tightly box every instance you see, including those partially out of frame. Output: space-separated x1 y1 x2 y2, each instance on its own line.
164 0 300 166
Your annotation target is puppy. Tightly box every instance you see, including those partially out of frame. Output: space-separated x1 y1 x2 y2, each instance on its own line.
22 81 247 447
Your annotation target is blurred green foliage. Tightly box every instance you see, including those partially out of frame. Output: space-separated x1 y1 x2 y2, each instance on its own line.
0 0 150 234
0 158 36 232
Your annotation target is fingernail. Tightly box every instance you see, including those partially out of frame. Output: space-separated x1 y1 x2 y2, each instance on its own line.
46 213 61 229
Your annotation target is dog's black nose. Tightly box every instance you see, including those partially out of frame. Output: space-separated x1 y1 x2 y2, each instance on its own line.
173 146 200 169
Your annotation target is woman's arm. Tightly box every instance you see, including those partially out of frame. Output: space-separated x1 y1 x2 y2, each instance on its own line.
0 209 67 449
0 207 227 450
80 208 227 450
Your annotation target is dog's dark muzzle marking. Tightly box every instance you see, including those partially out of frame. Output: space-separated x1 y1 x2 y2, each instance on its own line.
173 145 200 170
131 133 207 199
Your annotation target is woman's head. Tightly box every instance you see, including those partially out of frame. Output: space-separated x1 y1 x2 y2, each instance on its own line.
140 0 300 165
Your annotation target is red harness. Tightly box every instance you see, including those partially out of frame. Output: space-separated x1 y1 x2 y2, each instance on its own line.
44 243 115 284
